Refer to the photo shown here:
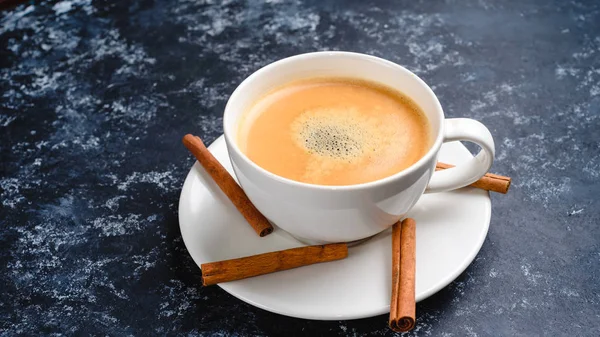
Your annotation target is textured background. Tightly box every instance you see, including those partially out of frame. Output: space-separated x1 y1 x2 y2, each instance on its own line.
1 0 599 335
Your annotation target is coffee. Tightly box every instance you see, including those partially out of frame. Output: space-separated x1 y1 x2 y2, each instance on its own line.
237 77 431 186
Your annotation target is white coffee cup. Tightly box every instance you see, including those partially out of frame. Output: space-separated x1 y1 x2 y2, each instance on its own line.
223 51 494 244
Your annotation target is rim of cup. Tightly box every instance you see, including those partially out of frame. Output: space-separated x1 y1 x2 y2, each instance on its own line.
223 51 445 191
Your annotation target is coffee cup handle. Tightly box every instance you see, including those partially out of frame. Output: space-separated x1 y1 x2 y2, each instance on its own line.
425 118 495 193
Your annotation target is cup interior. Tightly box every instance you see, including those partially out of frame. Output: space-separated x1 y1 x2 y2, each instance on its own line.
223 51 445 188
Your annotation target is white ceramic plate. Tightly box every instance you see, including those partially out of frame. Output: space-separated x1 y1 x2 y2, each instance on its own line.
178 135 491 320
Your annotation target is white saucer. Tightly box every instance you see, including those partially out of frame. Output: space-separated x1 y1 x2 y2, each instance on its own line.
178 136 491 320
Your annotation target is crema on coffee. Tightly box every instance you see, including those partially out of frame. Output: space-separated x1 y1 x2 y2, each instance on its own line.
237 77 432 186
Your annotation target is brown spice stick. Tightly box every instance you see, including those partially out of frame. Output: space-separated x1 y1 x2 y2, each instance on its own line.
436 162 511 194
182 134 273 237
201 243 348 286
389 218 416 333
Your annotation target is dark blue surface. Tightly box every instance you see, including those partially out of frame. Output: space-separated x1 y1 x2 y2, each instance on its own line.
1 0 599 335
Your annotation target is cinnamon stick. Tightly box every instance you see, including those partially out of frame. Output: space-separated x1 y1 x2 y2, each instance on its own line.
389 218 416 332
182 134 273 237
201 243 348 286
436 162 511 194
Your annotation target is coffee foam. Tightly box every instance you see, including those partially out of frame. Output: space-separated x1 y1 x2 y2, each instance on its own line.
293 108 365 159
291 106 405 181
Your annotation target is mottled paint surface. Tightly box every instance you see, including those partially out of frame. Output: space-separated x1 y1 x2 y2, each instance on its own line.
1 0 599 335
